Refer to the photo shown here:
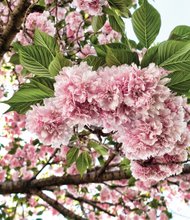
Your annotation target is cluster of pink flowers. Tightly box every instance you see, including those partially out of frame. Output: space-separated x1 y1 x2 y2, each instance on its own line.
26 62 190 181
98 21 122 44
16 11 56 45
73 0 107 16
65 11 84 41
77 44 96 58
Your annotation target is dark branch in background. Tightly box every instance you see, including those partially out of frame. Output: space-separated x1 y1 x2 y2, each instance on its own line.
0 0 31 61
33 190 87 220
84 125 116 142
136 159 190 167
96 143 122 177
65 191 116 217
30 148 59 181
5 0 13 12
181 163 190 174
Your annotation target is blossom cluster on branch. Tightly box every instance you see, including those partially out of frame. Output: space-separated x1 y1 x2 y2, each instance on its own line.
0 0 190 219
26 62 190 181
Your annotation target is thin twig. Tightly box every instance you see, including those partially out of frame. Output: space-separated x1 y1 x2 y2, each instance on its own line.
96 143 122 177
5 0 13 12
33 190 87 220
65 191 116 217
30 148 59 181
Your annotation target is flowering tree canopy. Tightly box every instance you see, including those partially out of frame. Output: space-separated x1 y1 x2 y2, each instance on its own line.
0 0 190 219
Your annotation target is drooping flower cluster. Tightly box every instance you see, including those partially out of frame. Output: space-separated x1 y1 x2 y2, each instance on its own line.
73 0 107 16
16 11 56 45
26 62 190 181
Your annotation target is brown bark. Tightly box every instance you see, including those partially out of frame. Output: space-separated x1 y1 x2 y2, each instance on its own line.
0 170 131 194
34 190 87 220
0 164 189 195
0 0 31 60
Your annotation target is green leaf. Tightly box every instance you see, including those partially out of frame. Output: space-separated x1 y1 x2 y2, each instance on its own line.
98 155 105 166
149 199 159 209
76 152 92 176
167 71 190 93
12 42 23 52
106 47 139 66
36 0 45 6
34 29 59 56
19 45 54 77
128 177 136 187
169 25 190 41
157 40 188 65
108 0 132 13
29 211 33 216
94 43 128 57
132 0 161 48
141 45 158 67
92 15 106 32
10 53 20 65
29 77 55 95
66 147 79 166
163 211 172 219
4 77 54 114
159 42 190 72
49 52 72 77
37 210 44 215
120 158 131 172
85 56 106 70
109 13 125 33
88 140 108 156
141 41 188 68
103 7 116 16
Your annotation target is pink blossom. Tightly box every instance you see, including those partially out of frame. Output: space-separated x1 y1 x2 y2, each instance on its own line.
88 212 96 220
15 65 23 73
131 152 185 182
65 11 84 41
50 7 66 21
26 99 72 147
160 212 168 220
16 12 55 45
78 44 96 58
11 170 19 182
0 169 6 183
147 209 156 220
100 187 111 202
45 0 54 4
20 167 33 180
73 0 106 16
98 21 121 44
180 181 190 191
54 62 102 126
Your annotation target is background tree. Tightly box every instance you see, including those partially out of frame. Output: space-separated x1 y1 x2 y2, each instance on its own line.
0 0 190 219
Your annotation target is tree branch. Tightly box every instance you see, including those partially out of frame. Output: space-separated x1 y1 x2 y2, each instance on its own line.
0 164 189 195
96 143 122 177
0 170 131 194
34 190 87 220
65 191 116 217
30 148 59 181
0 0 31 60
